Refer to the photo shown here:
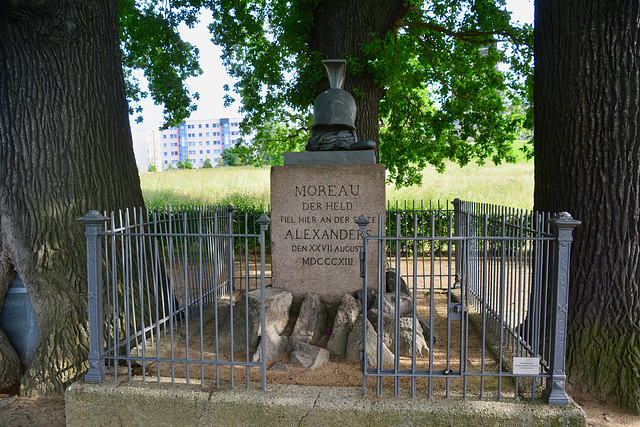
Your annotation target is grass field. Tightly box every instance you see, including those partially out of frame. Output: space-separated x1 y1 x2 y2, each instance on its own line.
141 158 533 210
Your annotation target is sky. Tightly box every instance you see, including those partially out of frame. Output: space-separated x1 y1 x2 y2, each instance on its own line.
130 0 533 131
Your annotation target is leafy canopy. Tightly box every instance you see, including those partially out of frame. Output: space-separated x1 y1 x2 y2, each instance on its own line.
118 0 205 128
207 0 533 187
120 0 532 186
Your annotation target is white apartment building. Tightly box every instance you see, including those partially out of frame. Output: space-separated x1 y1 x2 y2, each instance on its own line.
157 117 250 169
131 128 162 172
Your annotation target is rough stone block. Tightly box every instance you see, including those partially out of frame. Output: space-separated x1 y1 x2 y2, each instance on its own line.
346 314 394 367
376 293 414 318
355 287 376 311
252 328 289 364
385 270 412 296
326 293 362 356
287 293 327 351
216 288 292 352
290 342 330 370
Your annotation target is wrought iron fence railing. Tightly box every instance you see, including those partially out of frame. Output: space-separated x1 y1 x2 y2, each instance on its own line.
79 200 579 406
78 206 271 387
357 200 579 404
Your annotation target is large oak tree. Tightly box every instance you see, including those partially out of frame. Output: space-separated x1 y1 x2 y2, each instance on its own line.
0 0 207 395
0 0 144 394
210 0 533 185
534 0 640 413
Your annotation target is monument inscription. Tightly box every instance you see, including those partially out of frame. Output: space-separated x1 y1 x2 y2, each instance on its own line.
271 164 385 303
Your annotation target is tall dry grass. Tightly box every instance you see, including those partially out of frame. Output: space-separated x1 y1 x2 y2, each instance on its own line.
141 160 533 210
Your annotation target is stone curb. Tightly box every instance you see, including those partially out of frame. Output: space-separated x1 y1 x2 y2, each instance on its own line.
65 380 586 426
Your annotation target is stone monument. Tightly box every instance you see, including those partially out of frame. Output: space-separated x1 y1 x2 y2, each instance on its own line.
271 59 385 303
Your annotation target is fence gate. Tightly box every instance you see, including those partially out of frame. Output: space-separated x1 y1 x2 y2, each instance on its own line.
356 213 468 398
356 204 579 404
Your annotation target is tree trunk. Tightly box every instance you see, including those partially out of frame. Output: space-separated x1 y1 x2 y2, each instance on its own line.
310 0 409 158
0 1 144 395
534 0 640 413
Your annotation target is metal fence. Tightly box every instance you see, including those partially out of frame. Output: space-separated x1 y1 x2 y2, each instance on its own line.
78 206 271 387
79 200 579 405
357 199 579 404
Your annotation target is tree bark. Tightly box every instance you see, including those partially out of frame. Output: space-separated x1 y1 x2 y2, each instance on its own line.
0 251 21 388
534 0 640 413
0 0 144 395
310 0 409 158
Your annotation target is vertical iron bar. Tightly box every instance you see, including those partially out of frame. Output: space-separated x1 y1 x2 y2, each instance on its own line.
356 215 370 397
227 205 235 387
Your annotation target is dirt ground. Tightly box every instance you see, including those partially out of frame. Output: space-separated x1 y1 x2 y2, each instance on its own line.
1 290 639 426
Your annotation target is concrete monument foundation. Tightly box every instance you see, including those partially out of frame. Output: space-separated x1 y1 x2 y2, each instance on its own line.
271 159 385 303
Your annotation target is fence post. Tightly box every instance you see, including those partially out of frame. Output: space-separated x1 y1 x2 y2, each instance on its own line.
546 211 581 405
452 198 463 288
78 210 109 382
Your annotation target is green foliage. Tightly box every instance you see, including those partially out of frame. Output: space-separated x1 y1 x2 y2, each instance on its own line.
117 0 204 127
208 0 533 187
148 163 157 172
238 118 310 166
202 158 213 168
177 160 193 169
374 1 533 186
221 146 245 166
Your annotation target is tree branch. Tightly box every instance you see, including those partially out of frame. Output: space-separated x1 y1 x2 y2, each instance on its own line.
398 20 524 46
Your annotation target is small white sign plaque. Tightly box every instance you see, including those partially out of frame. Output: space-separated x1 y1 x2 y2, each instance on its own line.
512 357 540 375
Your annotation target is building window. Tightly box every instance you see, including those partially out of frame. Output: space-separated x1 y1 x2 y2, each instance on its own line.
187 124 194 129
199 150 203 154
206 141 210 145
199 133 202 137
206 150 210 154
198 124 202 128
170 134 176 139
163 135 167 139
205 132 209 137
163 143 167 147
189 150 196 155
205 124 209 128
163 152 167 156
214 149 221 154
199 141 203 145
